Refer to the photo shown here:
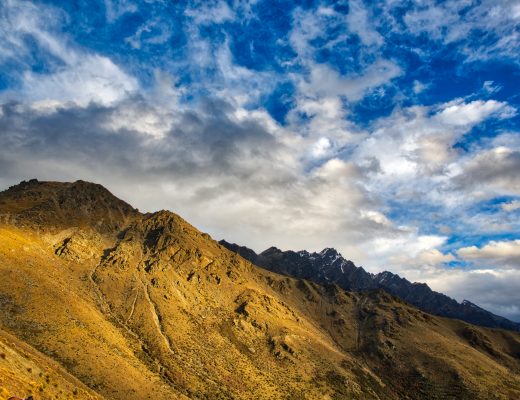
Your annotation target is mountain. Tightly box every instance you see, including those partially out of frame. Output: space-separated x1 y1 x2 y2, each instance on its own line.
219 241 520 332
0 179 519 399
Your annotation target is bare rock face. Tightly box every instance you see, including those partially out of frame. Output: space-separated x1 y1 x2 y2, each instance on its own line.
52 229 106 261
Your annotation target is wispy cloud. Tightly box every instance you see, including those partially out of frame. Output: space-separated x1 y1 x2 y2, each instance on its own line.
0 0 138 105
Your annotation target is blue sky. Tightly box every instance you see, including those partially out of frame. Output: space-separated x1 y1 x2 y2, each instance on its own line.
0 0 519 321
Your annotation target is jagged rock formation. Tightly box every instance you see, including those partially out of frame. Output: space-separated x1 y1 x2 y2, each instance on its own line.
220 241 520 332
0 180 519 399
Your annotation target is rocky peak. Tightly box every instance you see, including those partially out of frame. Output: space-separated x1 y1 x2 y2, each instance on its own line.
297 250 311 257
0 179 140 234
375 271 393 283
260 246 284 257
318 247 340 258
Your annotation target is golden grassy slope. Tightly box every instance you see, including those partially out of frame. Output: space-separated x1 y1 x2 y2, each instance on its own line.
0 328 101 400
0 180 519 399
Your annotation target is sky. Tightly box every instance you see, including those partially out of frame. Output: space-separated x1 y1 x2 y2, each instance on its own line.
0 0 519 321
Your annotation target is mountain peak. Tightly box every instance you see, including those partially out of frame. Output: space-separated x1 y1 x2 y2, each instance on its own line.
260 246 283 256
319 247 340 257
0 179 139 233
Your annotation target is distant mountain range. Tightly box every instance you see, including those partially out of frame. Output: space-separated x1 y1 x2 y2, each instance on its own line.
220 241 520 332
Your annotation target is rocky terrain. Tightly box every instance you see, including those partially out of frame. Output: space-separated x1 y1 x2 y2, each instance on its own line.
220 241 520 332
0 179 519 399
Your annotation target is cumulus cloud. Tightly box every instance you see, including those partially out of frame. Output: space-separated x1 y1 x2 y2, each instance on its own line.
457 240 520 268
361 234 451 273
0 90 464 281
354 99 516 183
310 137 333 159
389 249 456 271
435 99 516 127
288 96 357 150
0 97 383 254
454 147 520 195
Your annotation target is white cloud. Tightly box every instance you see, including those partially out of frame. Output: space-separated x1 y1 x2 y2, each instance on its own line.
361 233 449 272
360 210 392 227
502 200 520 212
402 0 520 63
300 60 401 102
482 80 502 95
391 249 455 269
354 99 516 184
310 137 333 159
289 96 357 147
289 7 324 59
458 240 520 268
345 0 383 46
21 55 138 106
0 0 138 105
0 0 67 63
101 100 174 138
104 0 138 22
435 99 516 126
125 19 171 49
212 41 277 107
185 1 234 25
454 146 520 195
412 80 428 94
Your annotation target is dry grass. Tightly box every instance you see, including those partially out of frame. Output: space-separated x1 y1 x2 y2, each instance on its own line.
0 180 518 399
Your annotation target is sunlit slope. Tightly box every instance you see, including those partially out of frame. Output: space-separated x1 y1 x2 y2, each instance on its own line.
0 225 187 400
0 180 519 399
0 328 101 400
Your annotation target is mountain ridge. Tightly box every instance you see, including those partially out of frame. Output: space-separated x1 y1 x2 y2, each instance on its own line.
219 240 520 332
0 179 519 399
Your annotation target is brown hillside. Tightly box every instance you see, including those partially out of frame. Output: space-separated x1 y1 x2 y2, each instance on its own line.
0 328 102 400
0 180 519 399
